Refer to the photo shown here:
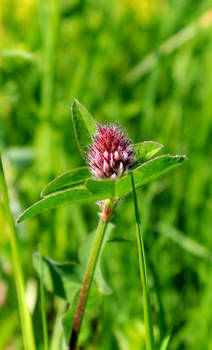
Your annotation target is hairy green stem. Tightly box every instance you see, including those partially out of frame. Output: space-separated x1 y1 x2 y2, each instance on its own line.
0 154 36 350
131 173 155 350
69 213 109 350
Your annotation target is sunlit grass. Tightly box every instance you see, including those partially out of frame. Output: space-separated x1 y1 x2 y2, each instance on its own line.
1 0 212 348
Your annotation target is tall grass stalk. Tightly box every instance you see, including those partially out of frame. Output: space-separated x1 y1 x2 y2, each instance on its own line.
39 249 49 350
131 172 155 350
0 154 36 350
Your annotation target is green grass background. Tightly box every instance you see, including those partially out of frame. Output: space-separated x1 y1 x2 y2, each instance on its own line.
1 0 212 349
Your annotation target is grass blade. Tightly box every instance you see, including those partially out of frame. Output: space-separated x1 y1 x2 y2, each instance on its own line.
158 222 212 262
159 288 184 350
0 49 36 61
39 249 49 350
125 9 212 83
130 172 155 350
0 154 36 350
148 259 166 343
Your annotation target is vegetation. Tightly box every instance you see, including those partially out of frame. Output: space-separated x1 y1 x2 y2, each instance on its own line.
1 1 212 349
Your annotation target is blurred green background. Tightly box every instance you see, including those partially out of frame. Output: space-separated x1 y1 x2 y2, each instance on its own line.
1 0 212 349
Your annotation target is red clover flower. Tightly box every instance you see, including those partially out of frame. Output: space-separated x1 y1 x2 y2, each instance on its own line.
87 122 135 179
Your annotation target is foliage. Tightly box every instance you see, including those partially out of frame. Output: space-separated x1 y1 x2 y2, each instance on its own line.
1 0 212 349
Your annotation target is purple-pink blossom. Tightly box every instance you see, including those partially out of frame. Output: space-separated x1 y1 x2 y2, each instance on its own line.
87 122 135 179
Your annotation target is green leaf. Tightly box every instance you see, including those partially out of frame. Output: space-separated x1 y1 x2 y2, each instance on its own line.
41 167 91 196
72 99 97 158
33 253 81 300
86 155 186 199
132 141 164 166
17 188 101 223
86 178 116 198
17 155 186 223
78 223 114 295
117 154 186 197
159 288 184 350
33 225 113 301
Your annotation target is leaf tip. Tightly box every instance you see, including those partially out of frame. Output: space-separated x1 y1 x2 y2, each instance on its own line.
71 98 80 110
158 142 164 150
175 154 187 162
71 98 78 114
16 213 23 224
40 183 51 197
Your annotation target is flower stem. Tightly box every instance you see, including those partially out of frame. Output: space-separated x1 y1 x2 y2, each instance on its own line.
130 173 155 350
0 154 36 350
69 211 109 350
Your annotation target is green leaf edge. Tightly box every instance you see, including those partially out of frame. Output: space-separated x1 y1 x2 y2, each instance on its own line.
132 140 164 166
17 154 186 223
40 166 91 197
71 99 97 159
40 142 164 197
86 154 186 199
17 188 101 223
122 153 186 195
33 253 82 300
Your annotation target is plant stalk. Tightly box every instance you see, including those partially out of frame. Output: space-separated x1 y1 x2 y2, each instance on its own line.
69 209 110 350
39 249 49 350
0 154 36 350
131 173 155 350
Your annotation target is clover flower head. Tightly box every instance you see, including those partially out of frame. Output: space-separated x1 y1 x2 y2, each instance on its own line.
87 122 135 179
